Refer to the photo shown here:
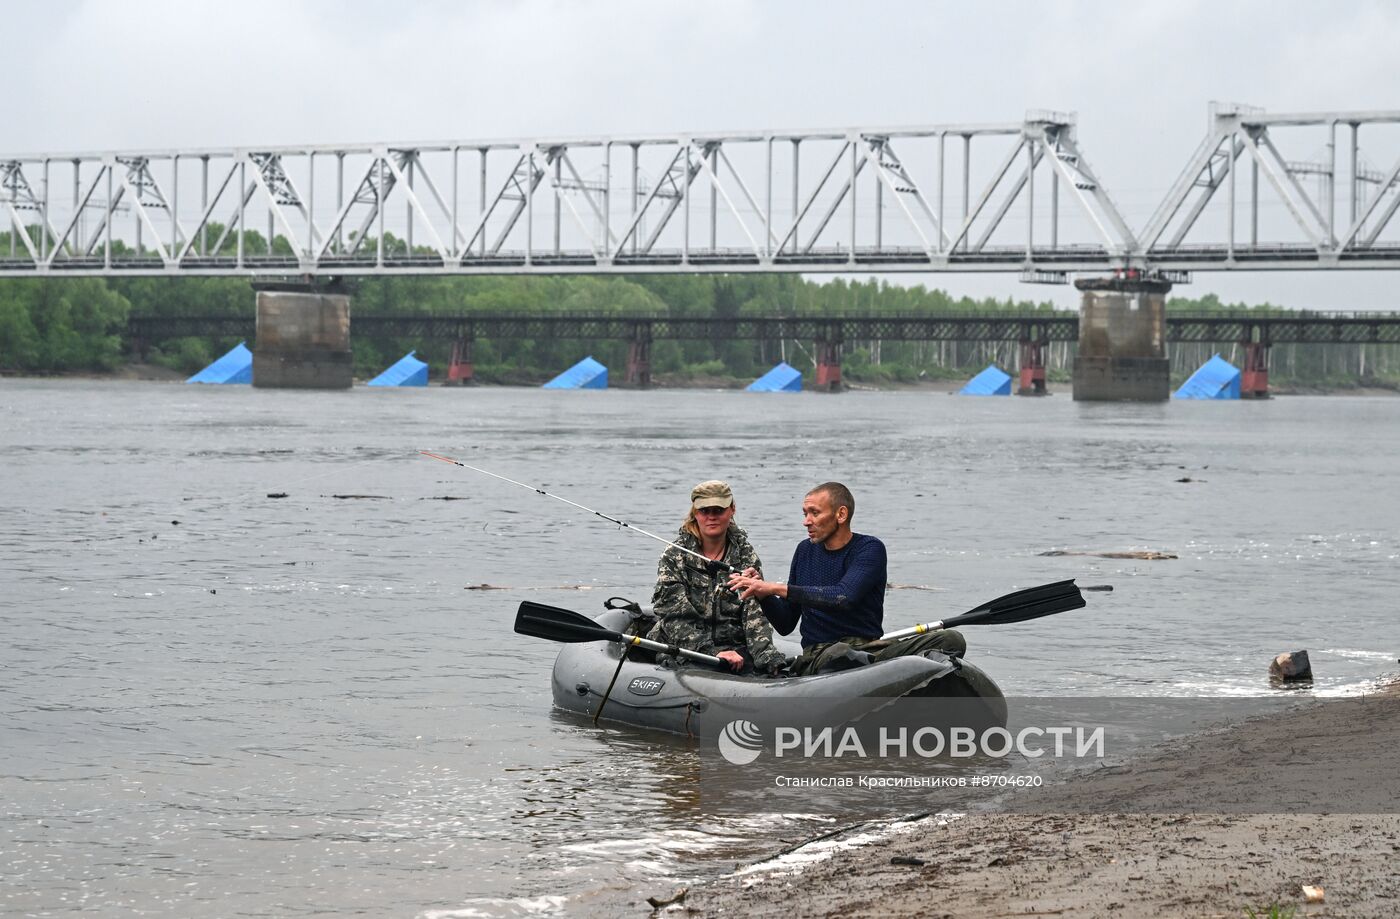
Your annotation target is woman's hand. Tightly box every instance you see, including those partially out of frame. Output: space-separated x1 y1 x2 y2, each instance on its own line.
716 650 746 672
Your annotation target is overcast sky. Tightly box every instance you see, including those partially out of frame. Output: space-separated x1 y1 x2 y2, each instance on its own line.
7 0 1400 309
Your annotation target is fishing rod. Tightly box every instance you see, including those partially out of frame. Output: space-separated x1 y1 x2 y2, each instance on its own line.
419 451 735 572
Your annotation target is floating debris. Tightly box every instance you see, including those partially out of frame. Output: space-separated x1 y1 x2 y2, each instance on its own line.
646 887 687 909
464 584 595 591
326 494 391 500
421 496 469 501
266 492 289 499
1039 550 1177 560
890 855 926 866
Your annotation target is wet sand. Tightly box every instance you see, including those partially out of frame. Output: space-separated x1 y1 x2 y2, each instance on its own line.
667 685 1400 918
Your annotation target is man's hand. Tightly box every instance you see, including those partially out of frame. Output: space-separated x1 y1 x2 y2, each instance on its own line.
716 650 746 672
727 573 787 601
724 566 761 597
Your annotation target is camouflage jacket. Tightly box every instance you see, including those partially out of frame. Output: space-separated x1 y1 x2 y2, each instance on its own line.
648 524 786 672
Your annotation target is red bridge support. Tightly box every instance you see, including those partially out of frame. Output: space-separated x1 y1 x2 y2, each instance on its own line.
1240 340 1270 398
1017 337 1048 395
627 340 652 387
626 322 653 387
815 339 843 391
446 338 474 385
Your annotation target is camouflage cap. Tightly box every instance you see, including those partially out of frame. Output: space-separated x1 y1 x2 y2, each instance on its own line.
690 480 734 510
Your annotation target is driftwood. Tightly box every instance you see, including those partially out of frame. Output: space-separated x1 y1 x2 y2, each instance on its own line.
1039 549 1177 560
463 584 595 591
646 887 688 909
892 582 1114 592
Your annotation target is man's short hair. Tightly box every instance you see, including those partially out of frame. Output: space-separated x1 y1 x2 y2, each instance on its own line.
808 482 855 520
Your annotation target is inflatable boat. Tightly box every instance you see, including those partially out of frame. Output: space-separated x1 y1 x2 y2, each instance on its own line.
542 606 1008 738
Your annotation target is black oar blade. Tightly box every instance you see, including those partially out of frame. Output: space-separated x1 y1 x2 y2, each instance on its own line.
514 601 623 644
944 579 1086 629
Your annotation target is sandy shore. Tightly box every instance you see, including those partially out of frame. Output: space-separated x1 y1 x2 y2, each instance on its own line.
665 685 1400 918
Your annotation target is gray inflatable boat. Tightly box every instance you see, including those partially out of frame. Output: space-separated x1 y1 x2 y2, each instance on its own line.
549 607 1007 738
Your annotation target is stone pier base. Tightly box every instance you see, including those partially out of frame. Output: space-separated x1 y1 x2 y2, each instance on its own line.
1073 355 1171 402
252 291 353 389
1072 276 1171 402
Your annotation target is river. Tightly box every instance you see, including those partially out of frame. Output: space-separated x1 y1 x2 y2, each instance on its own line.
2 380 1397 916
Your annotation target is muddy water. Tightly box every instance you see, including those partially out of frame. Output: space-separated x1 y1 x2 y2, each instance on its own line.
3 380 1397 916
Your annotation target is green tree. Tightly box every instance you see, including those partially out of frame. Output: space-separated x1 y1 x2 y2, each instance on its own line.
0 279 130 371
0 297 41 368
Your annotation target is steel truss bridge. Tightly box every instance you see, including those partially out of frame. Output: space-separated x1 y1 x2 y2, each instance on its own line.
125 312 1400 347
10 105 1400 280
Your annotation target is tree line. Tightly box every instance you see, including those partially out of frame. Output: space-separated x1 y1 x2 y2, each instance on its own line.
1 226 1396 387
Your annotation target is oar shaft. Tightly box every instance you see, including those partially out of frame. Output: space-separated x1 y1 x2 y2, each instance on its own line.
881 621 945 641
623 633 725 667
419 451 732 572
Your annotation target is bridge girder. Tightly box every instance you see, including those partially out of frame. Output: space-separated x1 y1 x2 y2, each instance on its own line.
124 312 1400 346
9 106 1400 279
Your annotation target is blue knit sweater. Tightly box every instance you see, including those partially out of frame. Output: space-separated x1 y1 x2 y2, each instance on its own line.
759 533 887 647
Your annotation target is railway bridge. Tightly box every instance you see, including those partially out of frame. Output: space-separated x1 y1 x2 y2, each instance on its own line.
126 310 1400 397
14 103 1400 397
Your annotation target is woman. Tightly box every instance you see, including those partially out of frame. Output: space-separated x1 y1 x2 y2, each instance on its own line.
648 480 787 674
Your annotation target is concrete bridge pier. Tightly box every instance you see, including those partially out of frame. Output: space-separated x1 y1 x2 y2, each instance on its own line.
252 288 353 389
1072 275 1172 402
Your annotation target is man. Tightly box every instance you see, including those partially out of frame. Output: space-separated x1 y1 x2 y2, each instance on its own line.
727 482 965 676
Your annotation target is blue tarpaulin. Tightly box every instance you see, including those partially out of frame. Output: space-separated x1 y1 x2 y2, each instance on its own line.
746 361 803 392
187 342 253 384
543 356 608 389
958 364 1012 396
367 351 429 387
1175 354 1241 400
